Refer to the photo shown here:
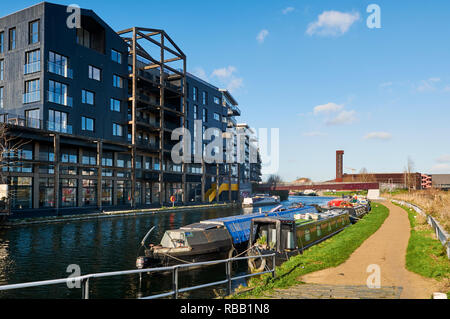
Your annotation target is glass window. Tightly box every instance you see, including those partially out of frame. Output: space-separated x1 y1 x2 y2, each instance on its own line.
25 109 40 129
0 87 3 109
202 108 207 122
24 79 40 104
60 178 77 207
110 98 121 112
0 59 4 81
29 20 40 44
9 28 16 51
82 90 94 105
214 112 220 121
25 50 41 74
214 96 220 105
193 87 197 101
102 180 113 206
111 49 122 63
82 151 96 165
76 28 90 48
194 105 198 119
39 178 54 208
113 123 123 136
60 148 77 164
49 51 71 78
82 179 96 206
81 116 94 132
48 80 70 106
9 177 32 209
0 32 4 53
48 109 68 133
88 65 101 81
113 75 123 88
202 91 208 105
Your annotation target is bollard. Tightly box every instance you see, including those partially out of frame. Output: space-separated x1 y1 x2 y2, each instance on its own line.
81 278 89 299
271 254 276 278
172 267 179 299
226 260 232 296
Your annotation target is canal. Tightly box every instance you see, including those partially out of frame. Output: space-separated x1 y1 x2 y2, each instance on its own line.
0 196 334 299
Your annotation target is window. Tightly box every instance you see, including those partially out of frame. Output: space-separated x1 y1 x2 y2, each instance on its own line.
76 28 91 48
9 177 32 209
82 90 95 105
24 79 40 104
88 65 101 81
214 112 221 121
25 109 40 129
81 116 94 132
48 109 68 133
193 87 198 101
113 74 123 88
49 51 71 78
110 98 121 112
202 108 208 122
60 178 77 207
39 178 54 208
82 179 96 206
0 59 3 81
9 28 16 50
111 49 122 64
25 50 41 74
0 32 4 53
214 96 220 105
0 87 3 109
202 91 208 105
48 80 71 106
29 20 40 44
194 105 198 119
113 123 123 136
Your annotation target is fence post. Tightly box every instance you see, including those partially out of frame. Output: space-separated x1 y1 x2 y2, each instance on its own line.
172 267 178 299
226 259 232 296
271 254 276 278
81 278 89 299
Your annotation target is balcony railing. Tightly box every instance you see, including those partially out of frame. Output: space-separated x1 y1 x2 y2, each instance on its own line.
0 113 72 135
24 61 41 75
48 61 73 79
23 91 41 104
48 91 73 107
47 121 72 134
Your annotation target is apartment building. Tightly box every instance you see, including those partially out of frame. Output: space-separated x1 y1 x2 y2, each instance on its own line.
0 2 261 218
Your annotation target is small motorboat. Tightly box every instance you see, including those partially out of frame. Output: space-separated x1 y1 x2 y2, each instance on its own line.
242 194 280 207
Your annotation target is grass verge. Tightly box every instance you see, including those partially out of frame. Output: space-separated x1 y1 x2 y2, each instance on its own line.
393 203 450 296
231 203 389 299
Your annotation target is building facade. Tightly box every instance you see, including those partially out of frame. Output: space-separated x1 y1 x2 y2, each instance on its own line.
0 3 261 218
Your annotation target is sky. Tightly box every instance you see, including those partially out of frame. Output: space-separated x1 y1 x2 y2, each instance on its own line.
2 0 450 182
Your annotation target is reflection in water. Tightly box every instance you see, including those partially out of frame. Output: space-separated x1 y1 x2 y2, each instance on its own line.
0 196 333 299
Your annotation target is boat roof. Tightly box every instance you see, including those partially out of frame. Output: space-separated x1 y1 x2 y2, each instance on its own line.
202 205 318 244
180 223 222 231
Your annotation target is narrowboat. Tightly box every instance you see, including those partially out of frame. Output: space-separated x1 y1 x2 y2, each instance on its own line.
136 205 319 270
315 197 371 223
246 210 351 272
242 194 280 207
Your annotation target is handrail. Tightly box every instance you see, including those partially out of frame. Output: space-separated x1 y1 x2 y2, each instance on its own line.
0 253 276 299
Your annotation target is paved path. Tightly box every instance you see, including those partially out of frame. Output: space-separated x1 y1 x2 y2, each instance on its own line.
270 201 438 299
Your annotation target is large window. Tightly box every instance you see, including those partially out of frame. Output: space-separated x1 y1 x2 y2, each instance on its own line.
9 177 32 209
25 50 41 74
49 51 71 78
113 74 123 88
76 28 91 48
82 90 95 105
39 178 54 208
0 32 4 53
82 179 96 206
48 80 71 106
81 116 94 132
60 178 77 207
101 180 113 206
113 123 123 136
24 79 40 104
82 150 96 165
60 147 77 164
110 98 121 112
111 49 122 64
88 65 101 81
25 109 40 129
29 20 40 44
48 109 69 133
0 59 4 80
9 28 16 51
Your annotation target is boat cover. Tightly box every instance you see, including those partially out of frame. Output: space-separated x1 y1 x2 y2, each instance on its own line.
202 206 317 244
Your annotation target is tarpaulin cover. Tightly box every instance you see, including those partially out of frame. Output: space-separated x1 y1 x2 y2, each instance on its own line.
206 206 317 244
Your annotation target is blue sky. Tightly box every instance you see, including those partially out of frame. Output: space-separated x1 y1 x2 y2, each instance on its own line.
3 0 450 181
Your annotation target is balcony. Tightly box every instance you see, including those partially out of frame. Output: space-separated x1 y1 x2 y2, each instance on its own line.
227 104 241 116
0 113 72 135
48 62 73 79
24 61 41 75
48 91 73 107
47 121 72 134
23 91 41 104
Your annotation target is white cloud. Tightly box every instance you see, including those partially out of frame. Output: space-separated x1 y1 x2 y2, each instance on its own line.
256 29 269 43
302 131 327 137
313 102 344 115
430 163 450 173
191 67 209 81
436 154 450 163
211 66 243 93
364 132 392 140
326 110 357 125
282 7 295 15
416 77 441 92
306 10 360 37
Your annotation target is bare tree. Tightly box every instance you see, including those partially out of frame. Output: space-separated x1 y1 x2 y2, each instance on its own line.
266 174 283 190
404 156 415 192
358 167 376 183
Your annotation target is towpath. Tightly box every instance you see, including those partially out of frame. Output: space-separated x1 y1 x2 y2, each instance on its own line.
265 201 438 299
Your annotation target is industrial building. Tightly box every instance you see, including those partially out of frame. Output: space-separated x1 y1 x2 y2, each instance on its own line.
0 2 261 218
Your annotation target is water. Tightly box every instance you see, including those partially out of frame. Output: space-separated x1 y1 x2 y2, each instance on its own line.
0 196 334 299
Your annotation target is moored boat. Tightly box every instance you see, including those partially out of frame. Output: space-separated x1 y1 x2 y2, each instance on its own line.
246 210 351 272
242 194 280 207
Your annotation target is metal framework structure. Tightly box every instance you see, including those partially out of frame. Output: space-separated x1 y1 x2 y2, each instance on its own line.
117 27 187 206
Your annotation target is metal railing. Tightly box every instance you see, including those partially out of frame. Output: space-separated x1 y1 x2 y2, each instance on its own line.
0 253 276 299
24 61 41 75
392 199 450 259
48 61 73 79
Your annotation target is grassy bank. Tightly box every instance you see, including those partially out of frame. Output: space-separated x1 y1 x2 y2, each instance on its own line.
394 203 450 296
231 203 389 298
323 190 368 197
386 189 450 232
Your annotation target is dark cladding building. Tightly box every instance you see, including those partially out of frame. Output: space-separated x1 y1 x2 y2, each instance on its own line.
0 2 261 218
